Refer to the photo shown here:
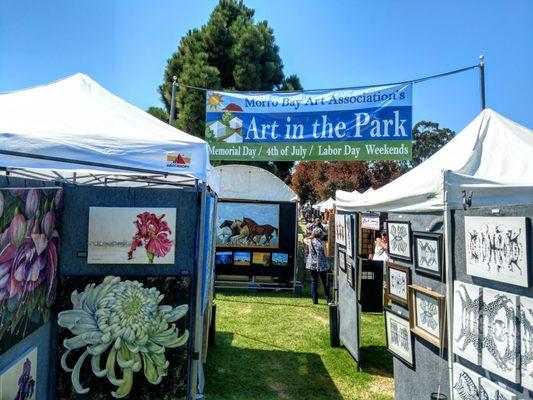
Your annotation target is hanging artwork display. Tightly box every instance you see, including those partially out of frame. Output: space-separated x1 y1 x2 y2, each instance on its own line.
386 262 411 306
386 221 412 261
520 295 533 391
271 253 289 267
338 250 346 272
0 346 37 400
252 252 271 266
479 377 518 400
215 251 233 265
335 214 346 247
56 275 190 400
87 207 176 264
384 308 414 367
481 287 520 384
0 188 63 355
233 252 251 266
216 202 280 249
346 257 354 288
408 285 446 348
345 215 353 257
452 281 482 365
452 362 482 400
464 216 528 287
413 232 443 280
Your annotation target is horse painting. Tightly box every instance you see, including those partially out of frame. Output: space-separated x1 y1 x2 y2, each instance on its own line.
241 217 278 247
219 219 249 245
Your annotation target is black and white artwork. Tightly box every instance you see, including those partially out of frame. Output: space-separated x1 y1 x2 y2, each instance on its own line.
338 250 346 272
413 232 443 279
465 216 528 288
346 257 354 288
335 214 346 247
453 362 482 400
345 215 353 257
387 221 412 261
481 287 520 384
453 281 482 365
386 262 410 306
479 377 518 400
415 291 440 338
520 295 533 391
384 308 414 367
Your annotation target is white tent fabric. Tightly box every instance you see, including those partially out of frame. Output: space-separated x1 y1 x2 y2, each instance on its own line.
214 164 298 202
0 73 219 192
336 109 533 212
319 197 336 212
336 189 363 204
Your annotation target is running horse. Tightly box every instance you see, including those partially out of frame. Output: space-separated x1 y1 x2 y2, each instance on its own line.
240 217 278 245
219 219 249 244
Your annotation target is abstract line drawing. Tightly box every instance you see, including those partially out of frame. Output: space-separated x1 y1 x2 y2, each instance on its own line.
386 262 410 305
520 296 533 391
465 216 528 287
409 285 446 348
481 287 520 383
418 295 438 332
453 282 482 365
479 377 518 400
413 232 443 279
453 362 481 400
387 221 412 261
384 308 414 367
335 214 346 247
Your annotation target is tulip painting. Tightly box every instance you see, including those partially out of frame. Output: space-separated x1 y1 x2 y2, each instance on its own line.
88 208 176 265
0 346 37 400
0 188 62 355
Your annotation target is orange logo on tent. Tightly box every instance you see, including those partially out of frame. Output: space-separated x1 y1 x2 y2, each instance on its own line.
166 152 191 168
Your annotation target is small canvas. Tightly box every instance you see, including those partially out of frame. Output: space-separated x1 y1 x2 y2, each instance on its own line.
465 216 528 287
481 287 520 384
345 215 353 257
215 251 233 265
453 281 482 365
335 214 346 246
387 221 412 261
0 347 37 400
233 252 251 266
520 295 533 391
384 308 414 367
253 252 271 266
452 362 482 400
271 253 289 267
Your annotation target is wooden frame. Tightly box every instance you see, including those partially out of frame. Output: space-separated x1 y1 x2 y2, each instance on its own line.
338 250 346 272
386 220 412 261
386 262 411 306
413 232 443 280
408 284 446 348
384 307 415 368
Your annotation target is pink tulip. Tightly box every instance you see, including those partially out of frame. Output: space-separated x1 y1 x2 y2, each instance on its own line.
25 189 39 218
128 212 173 263
9 213 27 248
41 211 55 237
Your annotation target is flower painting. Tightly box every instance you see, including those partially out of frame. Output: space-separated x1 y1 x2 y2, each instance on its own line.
0 346 37 400
88 208 176 264
0 188 62 355
56 275 190 400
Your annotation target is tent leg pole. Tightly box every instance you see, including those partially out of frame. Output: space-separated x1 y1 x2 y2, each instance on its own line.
443 171 454 398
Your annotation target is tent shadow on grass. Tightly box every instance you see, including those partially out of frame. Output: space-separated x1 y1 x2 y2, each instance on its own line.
205 332 344 400
358 344 393 378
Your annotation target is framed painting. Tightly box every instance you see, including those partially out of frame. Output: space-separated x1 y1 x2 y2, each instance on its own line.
215 251 233 265
408 285 446 348
384 308 414 367
338 250 346 272
233 251 251 266
413 232 443 280
345 215 353 257
252 252 271 267
88 207 176 264
0 346 37 400
271 252 289 267
452 281 482 365
465 216 528 287
216 202 280 249
386 221 412 261
335 214 346 247
520 295 533 391
346 257 354 288
386 262 411 306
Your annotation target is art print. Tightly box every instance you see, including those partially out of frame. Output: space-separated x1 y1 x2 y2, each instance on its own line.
271 252 289 267
465 216 528 287
215 251 233 265
481 287 520 383
346 257 354 288
217 202 280 249
56 275 190 400
520 295 533 391
233 252 251 266
253 252 271 266
335 214 346 247
386 262 410 305
0 346 37 400
452 281 482 365
338 250 346 272
479 378 518 400
387 221 412 261
409 285 445 348
345 215 353 257
88 207 176 264
453 362 482 400
0 188 62 355
384 308 414 367
413 232 443 279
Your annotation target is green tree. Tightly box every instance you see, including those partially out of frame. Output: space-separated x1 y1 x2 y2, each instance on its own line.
146 107 169 123
403 121 455 169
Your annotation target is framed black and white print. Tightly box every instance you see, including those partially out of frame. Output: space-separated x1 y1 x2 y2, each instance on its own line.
384 308 414 367
345 215 353 257
386 221 412 261
413 232 443 280
338 250 346 272
346 257 354 288
386 262 411 306
408 284 446 348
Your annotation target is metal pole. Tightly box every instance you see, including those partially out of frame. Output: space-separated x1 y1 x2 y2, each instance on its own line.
169 76 177 125
479 55 486 110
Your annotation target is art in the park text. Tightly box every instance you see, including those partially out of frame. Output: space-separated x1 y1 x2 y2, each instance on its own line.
205 83 412 161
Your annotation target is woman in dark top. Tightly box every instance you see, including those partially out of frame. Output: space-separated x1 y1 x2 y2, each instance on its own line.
304 228 331 304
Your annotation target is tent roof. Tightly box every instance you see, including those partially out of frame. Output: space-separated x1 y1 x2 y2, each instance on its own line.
336 109 533 212
214 164 298 202
0 73 219 192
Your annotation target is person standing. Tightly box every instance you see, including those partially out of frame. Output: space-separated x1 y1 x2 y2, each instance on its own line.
304 228 331 304
371 229 389 261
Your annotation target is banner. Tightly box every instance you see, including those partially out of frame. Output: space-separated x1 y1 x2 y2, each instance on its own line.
205 83 412 161
361 212 380 231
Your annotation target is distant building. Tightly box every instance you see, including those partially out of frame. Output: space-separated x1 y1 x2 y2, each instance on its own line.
209 120 226 138
224 132 243 143
229 117 242 130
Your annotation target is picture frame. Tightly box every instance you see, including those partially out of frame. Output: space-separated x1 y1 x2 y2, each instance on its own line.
335 214 346 247
0 346 38 400
413 232 443 280
271 252 289 267
346 257 354 288
338 250 346 272
384 307 414 368
408 284 446 348
252 252 271 266
345 215 353 257
233 251 251 266
386 220 412 261
386 262 411 306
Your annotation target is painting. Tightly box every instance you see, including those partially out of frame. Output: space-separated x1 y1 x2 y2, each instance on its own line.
520 295 533 391
271 252 289 267
413 232 443 280
481 287 520 384
338 250 346 272
253 252 271 267
387 221 412 261
345 215 353 257
0 188 62 355
479 378 518 400
386 262 410 306
453 362 482 400
0 346 37 400
233 252 251 266
215 251 233 265
453 281 482 365
56 275 190 400
335 214 346 247
87 207 176 264
408 285 446 348
346 257 354 288
216 202 280 249
384 308 414 367
465 216 528 287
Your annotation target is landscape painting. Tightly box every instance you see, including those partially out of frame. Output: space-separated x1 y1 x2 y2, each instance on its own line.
234 252 251 266
253 252 271 266
0 346 37 400
271 252 289 267
87 207 176 264
217 202 280 249
215 251 233 265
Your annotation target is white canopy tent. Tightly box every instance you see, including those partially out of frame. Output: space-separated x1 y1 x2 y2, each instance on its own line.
0 73 219 192
214 164 298 202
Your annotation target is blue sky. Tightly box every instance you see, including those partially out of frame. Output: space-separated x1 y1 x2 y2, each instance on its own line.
1 0 531 131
